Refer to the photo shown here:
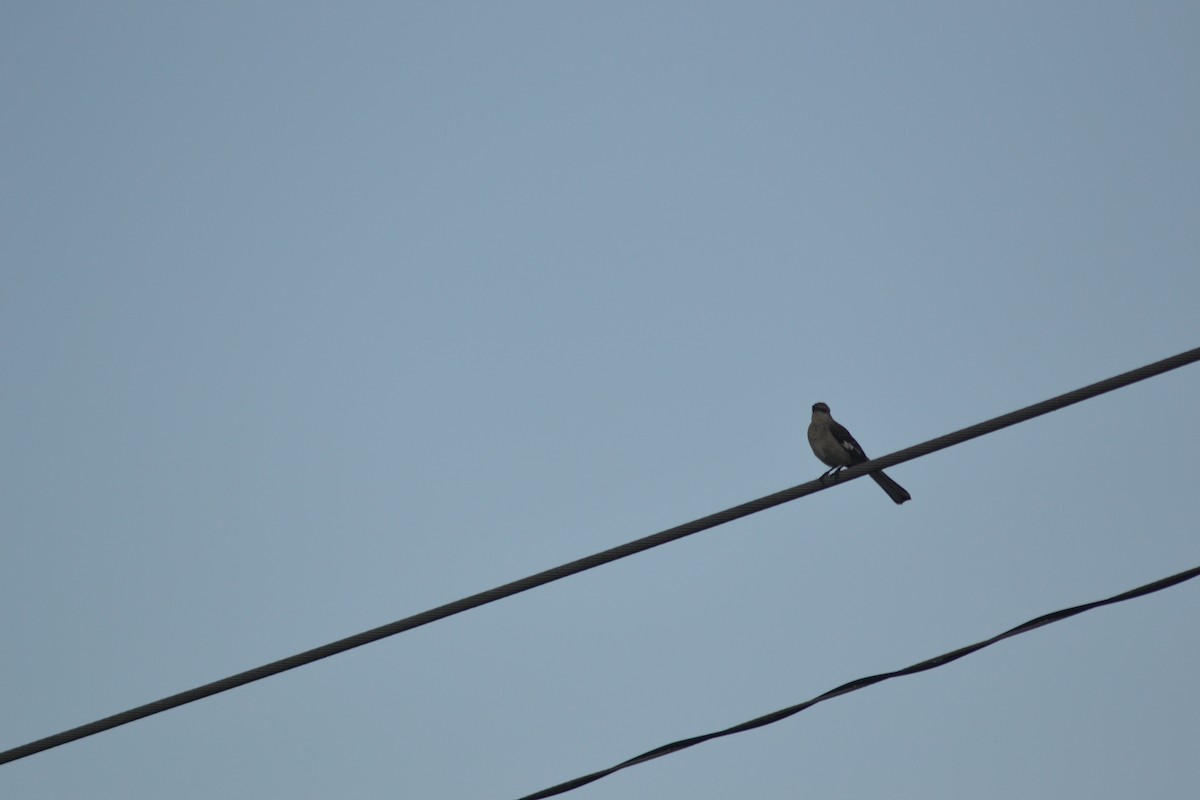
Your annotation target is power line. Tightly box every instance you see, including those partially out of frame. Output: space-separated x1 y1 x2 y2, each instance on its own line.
2 345 1198 765
515 563 1200 800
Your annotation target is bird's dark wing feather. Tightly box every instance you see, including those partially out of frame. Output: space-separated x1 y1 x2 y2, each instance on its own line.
829 421 868 464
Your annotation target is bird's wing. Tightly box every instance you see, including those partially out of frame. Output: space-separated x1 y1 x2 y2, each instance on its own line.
829 421 869 463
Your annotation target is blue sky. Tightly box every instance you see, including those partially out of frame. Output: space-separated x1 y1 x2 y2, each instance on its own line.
3 3 1198 798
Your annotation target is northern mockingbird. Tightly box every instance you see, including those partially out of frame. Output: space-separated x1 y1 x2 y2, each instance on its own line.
808 402 911 505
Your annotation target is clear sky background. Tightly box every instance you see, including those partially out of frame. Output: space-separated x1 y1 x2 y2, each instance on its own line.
3 4 1198 798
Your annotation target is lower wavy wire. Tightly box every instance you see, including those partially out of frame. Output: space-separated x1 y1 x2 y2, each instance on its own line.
517 563 1200 800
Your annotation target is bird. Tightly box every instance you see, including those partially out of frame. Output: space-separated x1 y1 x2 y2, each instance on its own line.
808 402 911 505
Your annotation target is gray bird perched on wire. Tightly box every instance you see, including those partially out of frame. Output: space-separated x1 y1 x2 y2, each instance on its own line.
808 402 911 505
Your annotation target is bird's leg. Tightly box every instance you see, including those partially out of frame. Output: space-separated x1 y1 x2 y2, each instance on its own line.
819 466 837 484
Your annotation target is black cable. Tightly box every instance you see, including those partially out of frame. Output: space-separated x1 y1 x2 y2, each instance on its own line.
2 346 1198 765
515 563 1200 800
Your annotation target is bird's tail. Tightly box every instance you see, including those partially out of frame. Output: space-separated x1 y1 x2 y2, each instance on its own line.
870 470 911 505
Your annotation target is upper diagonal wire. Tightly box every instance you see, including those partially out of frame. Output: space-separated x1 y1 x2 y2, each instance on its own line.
2 345 1198 765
